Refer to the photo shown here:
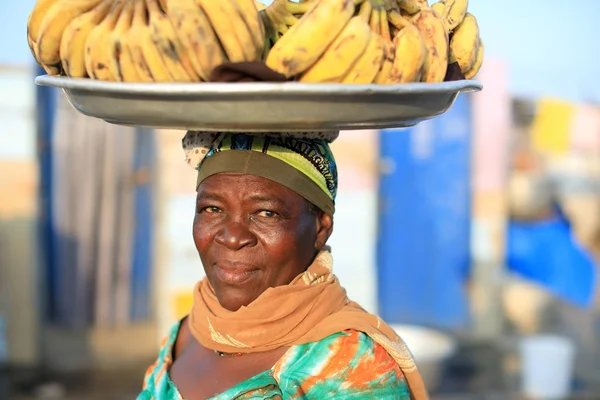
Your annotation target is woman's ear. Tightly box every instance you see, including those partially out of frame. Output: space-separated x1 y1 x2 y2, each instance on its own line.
314 211 334 249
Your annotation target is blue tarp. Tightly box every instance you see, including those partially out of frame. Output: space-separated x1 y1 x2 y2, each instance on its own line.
507 209 597 308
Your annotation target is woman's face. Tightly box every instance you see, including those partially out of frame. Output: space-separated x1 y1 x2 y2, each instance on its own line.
193 173 333 311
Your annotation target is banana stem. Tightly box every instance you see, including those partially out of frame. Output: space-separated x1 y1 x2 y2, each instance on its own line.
388 9 410 30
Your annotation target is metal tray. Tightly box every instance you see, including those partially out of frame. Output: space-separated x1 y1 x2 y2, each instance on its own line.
35 75 482 132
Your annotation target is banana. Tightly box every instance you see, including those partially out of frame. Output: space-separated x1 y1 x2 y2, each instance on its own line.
197 0 253 62
165 0 226 81
120 0 168 82
430 2 445 19
255 0 267 11
387 17 426 83
84 0 126 80
146 0 200 81
60 0 113 77
266 0 356 78
232 0 266 60
449 12 479 73
464 38 483 79
369 5 381 35
106 0 136 81
299 16 371 83
342 32 385 84
442 0 468 31
27 0 61 58
374 41 395 84
35 0 103 73
379 7 392 42
412 7 449 83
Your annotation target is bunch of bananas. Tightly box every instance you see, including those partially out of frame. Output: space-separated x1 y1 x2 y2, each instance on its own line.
27 0 482 84
262 0 484 83
27 0 265 81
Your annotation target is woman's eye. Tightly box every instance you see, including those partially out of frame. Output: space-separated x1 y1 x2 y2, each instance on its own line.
257 210 277 218
199 206 221 214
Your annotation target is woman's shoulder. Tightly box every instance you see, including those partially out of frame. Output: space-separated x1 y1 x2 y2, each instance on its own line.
272 330 411 399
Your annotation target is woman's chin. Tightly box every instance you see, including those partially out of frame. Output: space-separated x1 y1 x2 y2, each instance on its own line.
215 288 258 312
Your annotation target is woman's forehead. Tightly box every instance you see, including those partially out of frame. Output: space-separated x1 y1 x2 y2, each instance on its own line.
197 173 303 203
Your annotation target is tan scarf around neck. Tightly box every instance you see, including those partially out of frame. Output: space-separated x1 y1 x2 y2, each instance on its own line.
189 249 429 400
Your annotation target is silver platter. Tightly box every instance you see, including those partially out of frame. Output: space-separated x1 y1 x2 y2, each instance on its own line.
35 75 482 132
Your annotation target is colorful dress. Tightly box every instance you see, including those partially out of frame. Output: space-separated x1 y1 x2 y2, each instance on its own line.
138 320 411 399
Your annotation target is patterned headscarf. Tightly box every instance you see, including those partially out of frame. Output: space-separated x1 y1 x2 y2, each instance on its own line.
182 131 339 215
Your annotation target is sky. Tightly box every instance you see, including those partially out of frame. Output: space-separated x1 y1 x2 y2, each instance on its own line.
4 0 600 102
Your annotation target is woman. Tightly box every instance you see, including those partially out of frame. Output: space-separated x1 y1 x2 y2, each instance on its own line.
138 131 428 400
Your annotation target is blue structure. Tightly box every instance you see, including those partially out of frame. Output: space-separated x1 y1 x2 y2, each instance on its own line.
377 94 472 330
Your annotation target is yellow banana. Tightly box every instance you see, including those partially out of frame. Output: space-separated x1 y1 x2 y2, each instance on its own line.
299 16 371 83
379 7 392 42
35 0 103 73
374 41 395 84
430 2 445 19
84 0 126 80
197 0 252 62
387 18 426 83
464 38 483 79
255 0 267 10
27 0 62 59
232 0 266 61
165 0 226 81
60 0 113 77
106 0 136 81
412 7 449 83
147 0 199 81
357 0 372 23
342 32 385 84
442 0 468 31
120 0 164 82
449 12 480 73
369 5 381 35
266 0 356 78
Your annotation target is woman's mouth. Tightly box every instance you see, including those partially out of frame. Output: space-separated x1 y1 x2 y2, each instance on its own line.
214 262 258 285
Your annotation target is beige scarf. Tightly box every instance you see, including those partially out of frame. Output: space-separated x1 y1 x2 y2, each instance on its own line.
189 249 429 400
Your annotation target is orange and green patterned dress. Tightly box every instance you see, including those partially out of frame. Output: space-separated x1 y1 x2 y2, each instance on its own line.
138 319 411 399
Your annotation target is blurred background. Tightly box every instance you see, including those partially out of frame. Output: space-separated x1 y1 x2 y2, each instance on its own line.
1 0 600 399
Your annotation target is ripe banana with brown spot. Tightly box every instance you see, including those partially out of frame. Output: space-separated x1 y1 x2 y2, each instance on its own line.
374 41 395 84
147 0 199 81
412 7 449 83
198 0 254 62
165 0 226 81
449 12 479 73
442 0 468 31
299 16 371 83
342 31 385 84
387 16 426 83
105 0 136 81
464 38 483 79
27 0 61 61
35 0 103 74
119 0 164 82
84 0 125 80
232 0 266 60
266 0 356 78
60 0 113 77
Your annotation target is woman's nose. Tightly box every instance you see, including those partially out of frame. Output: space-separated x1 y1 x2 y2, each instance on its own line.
214 219 257 250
